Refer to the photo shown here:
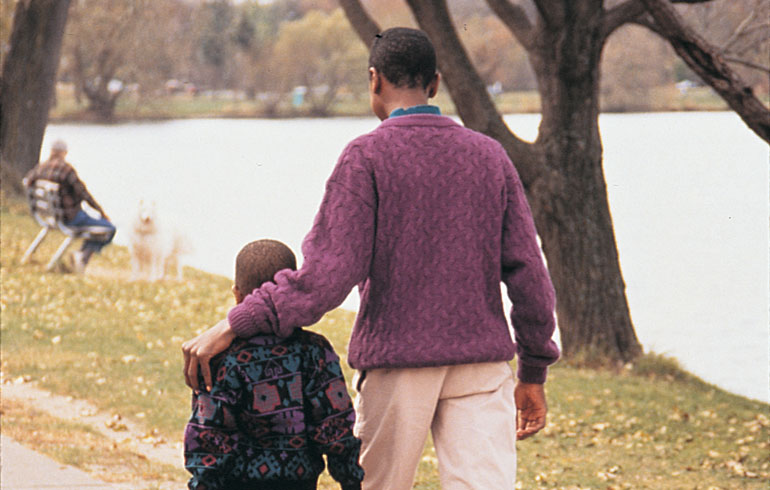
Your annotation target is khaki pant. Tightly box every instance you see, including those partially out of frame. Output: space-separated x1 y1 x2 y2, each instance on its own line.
353 362 517 490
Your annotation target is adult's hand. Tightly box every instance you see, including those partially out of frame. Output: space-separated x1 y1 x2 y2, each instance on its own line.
514 380 548 440
182 318 236 391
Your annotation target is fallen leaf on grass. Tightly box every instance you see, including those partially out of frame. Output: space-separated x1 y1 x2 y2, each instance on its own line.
106 414 128 431
725 460 758 478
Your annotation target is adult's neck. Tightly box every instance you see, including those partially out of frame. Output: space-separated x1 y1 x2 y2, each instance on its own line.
382 91 431 116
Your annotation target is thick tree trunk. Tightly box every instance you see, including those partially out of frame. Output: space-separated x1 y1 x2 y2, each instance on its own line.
73 46 122 123
82 83 121 122
527 4 642 363
0 0 71 177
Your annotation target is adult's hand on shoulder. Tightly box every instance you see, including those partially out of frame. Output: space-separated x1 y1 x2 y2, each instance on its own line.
182 318 236 391
514 380 548 440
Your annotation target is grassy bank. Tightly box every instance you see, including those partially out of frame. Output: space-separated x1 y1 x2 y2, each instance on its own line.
46 82 742 122
1 193 768 489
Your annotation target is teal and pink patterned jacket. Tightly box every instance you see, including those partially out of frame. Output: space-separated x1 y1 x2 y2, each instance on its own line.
184 329 363 490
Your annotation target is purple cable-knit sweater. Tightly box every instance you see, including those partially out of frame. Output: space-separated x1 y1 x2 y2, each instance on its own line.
229 114 559 384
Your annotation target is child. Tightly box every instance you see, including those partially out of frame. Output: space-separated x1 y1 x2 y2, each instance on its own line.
184 239 364 490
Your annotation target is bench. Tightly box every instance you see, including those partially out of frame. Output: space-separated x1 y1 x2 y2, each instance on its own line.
20 179 113 271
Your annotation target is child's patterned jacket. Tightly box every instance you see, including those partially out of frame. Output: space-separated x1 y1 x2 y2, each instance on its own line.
184 329 364 490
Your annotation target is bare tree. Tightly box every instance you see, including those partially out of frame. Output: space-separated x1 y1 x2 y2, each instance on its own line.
0 0 71 180
61 0 191 122
340 0 770 364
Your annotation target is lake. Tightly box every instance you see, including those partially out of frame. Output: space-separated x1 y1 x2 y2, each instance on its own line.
42 112 769 403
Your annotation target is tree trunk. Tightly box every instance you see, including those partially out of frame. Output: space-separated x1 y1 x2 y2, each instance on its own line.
0 0 72 178
526 5 642 363
82 82 121 122
73 46 122 123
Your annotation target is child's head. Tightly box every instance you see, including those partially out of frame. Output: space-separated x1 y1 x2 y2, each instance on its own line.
368 27 437 90
233 239 296 304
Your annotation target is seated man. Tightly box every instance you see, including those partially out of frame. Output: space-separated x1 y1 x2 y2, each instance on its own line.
23 139 116 273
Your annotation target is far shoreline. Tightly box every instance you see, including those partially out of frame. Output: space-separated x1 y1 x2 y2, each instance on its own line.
49 83 756 125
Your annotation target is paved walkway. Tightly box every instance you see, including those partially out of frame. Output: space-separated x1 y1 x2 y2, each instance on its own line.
1 382 183 489
1 435 117 489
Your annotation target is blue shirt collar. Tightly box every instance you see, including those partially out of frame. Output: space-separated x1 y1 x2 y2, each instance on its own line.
389 105 442 118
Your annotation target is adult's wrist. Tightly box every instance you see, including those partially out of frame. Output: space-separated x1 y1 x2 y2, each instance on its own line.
216 317 236 341
517 362 547 385
227 304 253 338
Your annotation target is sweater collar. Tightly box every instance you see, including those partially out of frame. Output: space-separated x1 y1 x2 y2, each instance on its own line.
389 104 442 118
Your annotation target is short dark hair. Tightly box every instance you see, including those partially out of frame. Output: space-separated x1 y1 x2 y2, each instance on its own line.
235 239 296 295
369 27 437 89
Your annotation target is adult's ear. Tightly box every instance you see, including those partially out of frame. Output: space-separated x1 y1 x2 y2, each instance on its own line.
369 67 383 95
427 72 440 99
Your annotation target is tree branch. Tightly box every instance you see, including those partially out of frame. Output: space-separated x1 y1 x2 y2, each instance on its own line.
722 6 760 52
483 0 536 49
603 0 718 40
602 0 646 39
404 0 543 187
724 24 770 55
724 57 770 74
641 0 770 143
338 0 381 48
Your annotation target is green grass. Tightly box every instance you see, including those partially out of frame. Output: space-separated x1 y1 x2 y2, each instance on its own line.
1 191 768 489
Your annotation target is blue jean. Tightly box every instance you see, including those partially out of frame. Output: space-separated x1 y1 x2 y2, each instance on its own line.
66 210 116 253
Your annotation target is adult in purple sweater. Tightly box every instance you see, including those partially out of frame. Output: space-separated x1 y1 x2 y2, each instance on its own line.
184 28 559 489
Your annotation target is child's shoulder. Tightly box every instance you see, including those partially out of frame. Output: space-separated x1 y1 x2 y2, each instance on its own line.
216 335 283 361
220 330 338 362
290 330 343 363
293 329 335 351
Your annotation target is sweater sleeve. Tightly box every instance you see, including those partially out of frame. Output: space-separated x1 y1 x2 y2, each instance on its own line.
500 154 560 384
228 143 375 339
304 338 364 488
184 357 243 490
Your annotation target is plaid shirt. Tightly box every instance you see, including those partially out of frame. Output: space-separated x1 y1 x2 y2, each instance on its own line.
23 157 104 222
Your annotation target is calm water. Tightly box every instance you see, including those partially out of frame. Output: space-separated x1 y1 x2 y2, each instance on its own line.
42 112 769 402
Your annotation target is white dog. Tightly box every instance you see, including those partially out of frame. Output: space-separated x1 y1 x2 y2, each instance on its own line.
129 200 190 281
